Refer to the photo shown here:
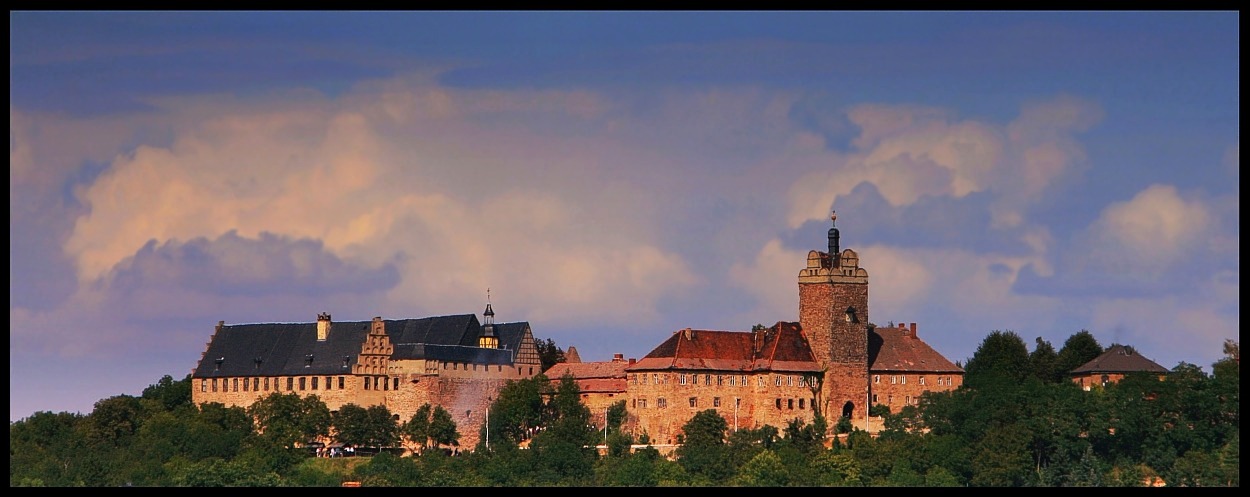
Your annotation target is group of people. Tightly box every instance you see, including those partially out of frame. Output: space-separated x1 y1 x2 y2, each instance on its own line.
315 445 355 458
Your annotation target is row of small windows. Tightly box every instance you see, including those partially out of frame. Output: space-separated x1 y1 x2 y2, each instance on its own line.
629 396 810 411
871 374 956 386
634 373 819 388
201 375 400 393
872 394 918 406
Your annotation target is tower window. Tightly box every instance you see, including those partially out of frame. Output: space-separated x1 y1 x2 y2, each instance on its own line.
844 307 859 324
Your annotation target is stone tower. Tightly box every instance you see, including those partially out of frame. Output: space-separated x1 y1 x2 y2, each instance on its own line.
798 211 870 425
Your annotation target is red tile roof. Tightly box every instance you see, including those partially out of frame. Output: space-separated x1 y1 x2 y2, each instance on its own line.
627 322 821 373
1071 344 1168 375
868 323 963 373
545 357 631 394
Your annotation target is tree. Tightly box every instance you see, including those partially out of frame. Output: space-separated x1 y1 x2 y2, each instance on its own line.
246 392 331 449
963 330 1031 389
731 449 791 486
332 403 399 449
675 409 733 484
536 338 567 373
528 374 597 484
1056 330 1104 377
428 405 460 449
402 404 433 449
482 374 550 449
1029 336 1062 384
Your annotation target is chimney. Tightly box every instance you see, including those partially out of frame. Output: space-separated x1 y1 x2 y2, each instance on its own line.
629 358 636 366
683 328 694 340
910 322 917 338
613 353 624 362
317 312 332 341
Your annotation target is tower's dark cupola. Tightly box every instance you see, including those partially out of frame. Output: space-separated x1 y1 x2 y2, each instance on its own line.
827 211 841 268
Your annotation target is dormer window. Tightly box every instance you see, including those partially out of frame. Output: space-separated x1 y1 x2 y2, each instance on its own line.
254 357 263 370
305 354 314 368
214 357 224 372
342 355 351 368
844 307 859 324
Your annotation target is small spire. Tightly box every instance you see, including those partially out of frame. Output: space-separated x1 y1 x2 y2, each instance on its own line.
831 210 837 224
484 288 495 318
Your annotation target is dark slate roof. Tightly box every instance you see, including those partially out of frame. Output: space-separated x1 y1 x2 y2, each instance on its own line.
868 324 964 374
627 321 821 373
193 320 372 378
193 314 533 378
1071 344 1169 375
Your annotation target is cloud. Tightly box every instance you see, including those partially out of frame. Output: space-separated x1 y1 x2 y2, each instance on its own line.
1083 184 1212 275
107 231 400 297
785 96 1102 233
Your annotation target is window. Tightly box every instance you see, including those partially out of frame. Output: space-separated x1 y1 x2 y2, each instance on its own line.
233 378 239 392
264 377 270 391
243 378 249 392
742 375 748 386
799 398 805 409
394 378 399 390
729 375 736 386
919 376 925 386
689 397 697 408
338 377 345 389
253 378 259 391
680 374 687 385
787 375 794 386
713 397 721 408
798 376 806 387
905 395 911 405
776 398 782 409
873 375 880 384
775 375 782 386
286 377 293 391
299 377 306 390
872 394 878 403
891 375 897 385
716 375 723 386
788 399 794 410
758 376 765 387
901 376 906 385
212 378 218 392
639 399 647 409
201 379 207 392
704 374 711 386
325 376 331 390
312 377 319 390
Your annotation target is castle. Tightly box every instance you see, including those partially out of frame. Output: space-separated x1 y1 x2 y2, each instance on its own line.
549 212 964 441
190 303 542 449
191 212 966 447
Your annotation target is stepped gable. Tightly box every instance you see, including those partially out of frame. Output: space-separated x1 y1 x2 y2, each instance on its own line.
868 323 964 373
627 322 820 373
1072 344 1168 375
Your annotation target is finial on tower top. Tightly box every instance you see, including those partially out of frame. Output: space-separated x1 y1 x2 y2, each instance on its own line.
831 211 837 223
487 287 491 303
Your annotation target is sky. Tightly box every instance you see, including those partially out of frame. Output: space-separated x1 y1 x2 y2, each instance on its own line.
9 11 1239 422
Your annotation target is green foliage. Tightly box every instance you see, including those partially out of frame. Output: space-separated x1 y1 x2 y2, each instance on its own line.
246 392 331 449
676 409 733 484
536 337 567 373
331 403 399 448
482 374 550 448
1030 336 1062 383
1056 330 1104 376
964 330 1031 389
731 449 790 486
